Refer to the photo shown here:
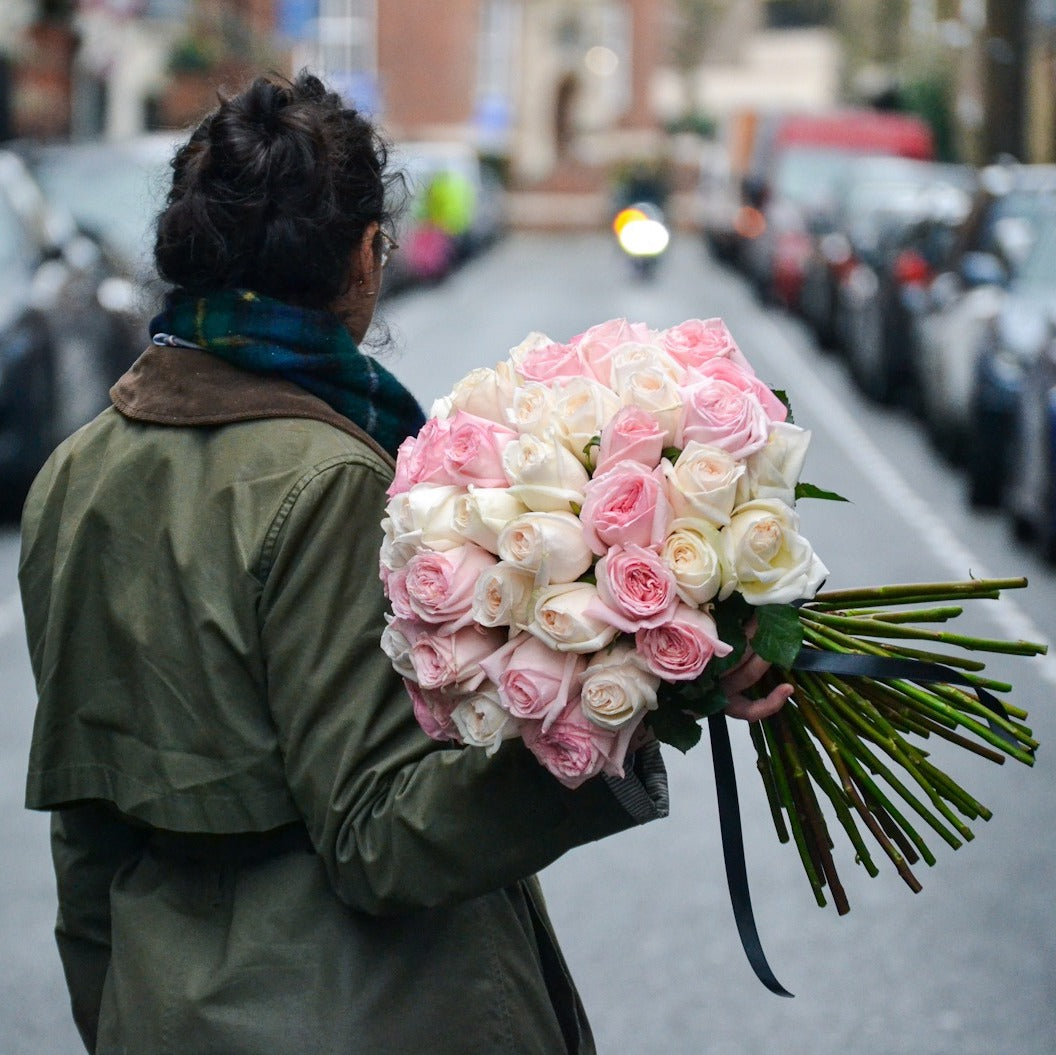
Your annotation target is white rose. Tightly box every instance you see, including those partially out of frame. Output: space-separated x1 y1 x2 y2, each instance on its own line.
579 642 660 729
552 376 620 465
723 498 829 605
502 428 591 512
472 562 535 627
662 441 746 526
617 366 684 446
507 381 556 435
380 518 418 574
661 518 728 605
448 361 519 424
527 582 620 653
508 332 554 371
428 394 454 420
404 484 465 552
742 422 812 506
380 617 417 679
450 688 520 755
609 341 684 390
454 487 528 554
497 511 595 585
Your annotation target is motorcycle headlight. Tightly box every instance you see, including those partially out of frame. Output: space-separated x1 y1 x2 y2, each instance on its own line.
617 218 670 257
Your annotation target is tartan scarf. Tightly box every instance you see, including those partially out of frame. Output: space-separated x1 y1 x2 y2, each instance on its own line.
150 289 425 459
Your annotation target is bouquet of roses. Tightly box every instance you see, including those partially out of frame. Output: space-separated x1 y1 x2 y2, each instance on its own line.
378 316 1043 943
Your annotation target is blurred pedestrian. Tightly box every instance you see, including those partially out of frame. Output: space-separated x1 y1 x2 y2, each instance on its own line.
18 71 790 1055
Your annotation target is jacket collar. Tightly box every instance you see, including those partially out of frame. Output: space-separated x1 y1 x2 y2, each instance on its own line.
110 344 394 466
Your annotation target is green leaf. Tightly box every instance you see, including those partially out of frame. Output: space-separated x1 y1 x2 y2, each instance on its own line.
795 481 849 503
647 705 703 753
751 604 804 668
582 436 600 459
661 446 682 463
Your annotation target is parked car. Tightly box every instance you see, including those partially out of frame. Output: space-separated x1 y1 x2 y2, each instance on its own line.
913 164 1056 460
19 132 180 360
734 108 935 309
965 204 1056 511
995 215 1056 554
831 158 975 403
0 149 135 509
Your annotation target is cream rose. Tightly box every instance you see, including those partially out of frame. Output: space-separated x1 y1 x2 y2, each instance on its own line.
609 341 685 390
454 487 528 554
502 429 591 512
552 376 621 465
450 689 520 755
507 381 556 436
527 582 620 653
497 511 594 585
742 421 812 506
471 562 535 627
402 484 465 553
579 643 660 730
661 519 728 605
723 498 829 605
661 441 745 526
447 360 519 424
616 365 683 446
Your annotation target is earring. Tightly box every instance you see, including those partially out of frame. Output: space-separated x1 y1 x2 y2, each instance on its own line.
358 277 377 297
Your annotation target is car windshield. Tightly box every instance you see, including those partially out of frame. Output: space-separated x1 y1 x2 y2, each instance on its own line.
29 139 175 278
772 148 854 208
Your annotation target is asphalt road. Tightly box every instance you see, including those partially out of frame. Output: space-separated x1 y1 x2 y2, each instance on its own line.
1 232 1053 1054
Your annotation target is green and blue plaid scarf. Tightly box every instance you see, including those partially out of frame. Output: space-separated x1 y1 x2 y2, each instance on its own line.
150 289 425 459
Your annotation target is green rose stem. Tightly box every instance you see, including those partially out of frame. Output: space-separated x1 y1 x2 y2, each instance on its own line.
802 609 1046 657
749 721 789 842
811 578 1028 607
761 719 827 907
801 673 964 849
785 706 880 880
864 606 965 624
795 619 1037 763
774 708 850 914
792 691 925 892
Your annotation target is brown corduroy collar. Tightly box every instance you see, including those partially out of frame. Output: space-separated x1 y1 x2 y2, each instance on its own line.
110 344 394 466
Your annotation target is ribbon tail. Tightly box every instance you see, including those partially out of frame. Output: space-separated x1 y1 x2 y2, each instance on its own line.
708 713 794 998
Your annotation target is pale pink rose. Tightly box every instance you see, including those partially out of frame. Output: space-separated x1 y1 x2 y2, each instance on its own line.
480 634 586 727
410 624 506 690
407 680 461 742
591 544 680 633
579 462 672 556
443 410 518 488
403 416 457 488
385 565 414 620
404 544 497 628
635 604 733 681
570 318 654 386
594 405 667 476
660 318 753 373
388 436 418 497
518 340 587 383
678 377 770 460
690 357 788 424
522 695 618 788
380 616 428 679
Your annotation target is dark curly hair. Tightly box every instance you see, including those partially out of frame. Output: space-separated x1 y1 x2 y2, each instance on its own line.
154 71 401 309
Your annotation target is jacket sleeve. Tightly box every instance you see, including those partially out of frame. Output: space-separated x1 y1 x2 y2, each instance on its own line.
258 452 667 916
50 803 149 1053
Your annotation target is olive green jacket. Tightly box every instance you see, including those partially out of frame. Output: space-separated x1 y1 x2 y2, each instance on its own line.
20 346 668 1055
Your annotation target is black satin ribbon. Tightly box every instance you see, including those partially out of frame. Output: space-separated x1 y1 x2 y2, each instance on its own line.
709 647 1027 997
790 649 1026 752
708 713 794 997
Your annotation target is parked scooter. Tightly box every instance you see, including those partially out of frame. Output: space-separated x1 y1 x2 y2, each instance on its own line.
613 201 670 280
